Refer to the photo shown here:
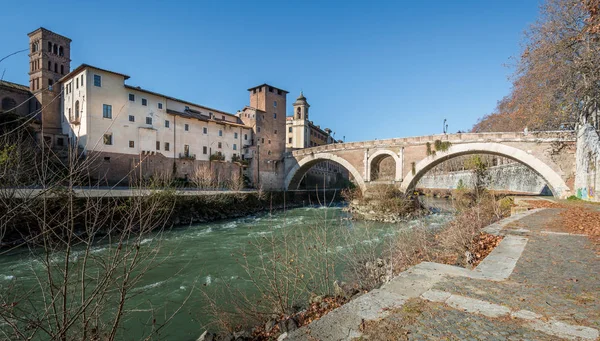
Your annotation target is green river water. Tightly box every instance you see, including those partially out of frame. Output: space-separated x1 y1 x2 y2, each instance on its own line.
0 199 452 340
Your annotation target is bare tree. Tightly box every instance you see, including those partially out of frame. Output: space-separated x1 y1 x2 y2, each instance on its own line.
0 96 187 340
473 0 600 132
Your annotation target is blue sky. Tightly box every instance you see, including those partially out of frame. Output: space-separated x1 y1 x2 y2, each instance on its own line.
1 0 541 142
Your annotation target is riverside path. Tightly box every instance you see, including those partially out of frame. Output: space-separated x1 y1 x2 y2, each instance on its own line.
285 201 600 340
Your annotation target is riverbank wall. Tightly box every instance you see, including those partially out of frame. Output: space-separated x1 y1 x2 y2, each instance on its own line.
416 163 552 196
166 189 344 226
0 189 344 248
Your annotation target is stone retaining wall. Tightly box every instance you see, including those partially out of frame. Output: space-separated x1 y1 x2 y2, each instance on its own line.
417 163 552 195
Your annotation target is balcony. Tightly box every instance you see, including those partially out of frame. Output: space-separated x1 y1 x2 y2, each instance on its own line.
179 153 196 160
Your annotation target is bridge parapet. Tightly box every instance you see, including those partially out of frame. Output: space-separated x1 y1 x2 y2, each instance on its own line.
289 131 576 157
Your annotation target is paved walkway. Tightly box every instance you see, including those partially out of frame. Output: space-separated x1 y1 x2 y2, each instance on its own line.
286 207 600 340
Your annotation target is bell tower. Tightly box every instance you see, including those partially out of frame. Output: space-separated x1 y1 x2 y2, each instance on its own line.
28 27 71 135
293 91 309 121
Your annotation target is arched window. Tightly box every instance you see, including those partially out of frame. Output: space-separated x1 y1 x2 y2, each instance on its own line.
68 108 72 121
48 42 52 52
48 61 51 70
296 107 301 119
74 100 80 120
58 46 64 56
54 63 58 73
53 44 57 55
31 42 38 53
1 97 17 111
60 65 64 75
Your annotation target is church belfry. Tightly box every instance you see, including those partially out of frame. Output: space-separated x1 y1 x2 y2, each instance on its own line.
293 91 309 120
27 27 71 135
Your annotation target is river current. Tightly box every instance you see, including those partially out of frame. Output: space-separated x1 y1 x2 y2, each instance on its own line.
0 199 452 340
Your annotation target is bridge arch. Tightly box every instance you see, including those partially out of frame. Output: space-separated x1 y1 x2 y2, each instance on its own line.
400 142 571 198
285 153 366 192
368 150 402 181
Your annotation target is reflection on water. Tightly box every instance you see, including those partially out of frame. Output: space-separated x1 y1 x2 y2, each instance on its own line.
0 199 452 339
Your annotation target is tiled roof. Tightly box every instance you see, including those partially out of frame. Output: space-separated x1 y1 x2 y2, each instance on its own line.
0 80 31 94
166 109 250 129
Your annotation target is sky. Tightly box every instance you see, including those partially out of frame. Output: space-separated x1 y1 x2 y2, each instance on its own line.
0 0 542 142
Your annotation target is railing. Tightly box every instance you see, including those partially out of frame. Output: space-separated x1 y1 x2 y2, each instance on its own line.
179 153 196 160
290 130 577 156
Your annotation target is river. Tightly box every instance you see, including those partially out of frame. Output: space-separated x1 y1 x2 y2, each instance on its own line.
0 198 452 340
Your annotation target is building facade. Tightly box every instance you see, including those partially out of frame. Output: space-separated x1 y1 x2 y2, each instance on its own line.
1 27 346 189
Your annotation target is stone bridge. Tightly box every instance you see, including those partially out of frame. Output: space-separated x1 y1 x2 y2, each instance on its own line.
283 131 577 198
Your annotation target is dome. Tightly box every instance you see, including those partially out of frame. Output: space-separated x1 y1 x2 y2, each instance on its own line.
293 91 310 106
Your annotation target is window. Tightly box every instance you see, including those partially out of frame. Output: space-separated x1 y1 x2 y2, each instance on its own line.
221 115 225 120
165 120 170 128
103 104 112 119
261 138 264 143
289 137 292 143
54 63 57 73
1 97 16 110
60 65 64 75
76 78 79 89
59 46 64 56
203 146 207 154
48 42 52 52
158 103 163 109
218 130 222 137
57 137 64 146
268 139 271 144
233 144 237 150
142 98 147 106
184 145 190 156
234 132 238 139
273 101 277 107
274 130 277 135
184 124 189 131
129 140 135 148
48 79 53 91
103 134 113 145
80 74 84 86
244 134 248 140
165 142 170 151
93 74 101 87
146 117 152 125
203 127 207 134
156 141 160 150
268 150 272 155
103 157 111 162
218 142 222 149
289 127 292 133
53 44 57 54
129 94 135 101
74 101 80 120
257 127 261 133
185 106 189 110
273 113 277 119
48 61 51 70
128 115 135 122
268 87 273 92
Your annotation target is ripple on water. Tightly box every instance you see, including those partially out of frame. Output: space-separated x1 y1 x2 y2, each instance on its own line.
1 275 14 281
133 280 166 292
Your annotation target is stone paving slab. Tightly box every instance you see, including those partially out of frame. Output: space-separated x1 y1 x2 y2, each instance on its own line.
433 209 600 330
